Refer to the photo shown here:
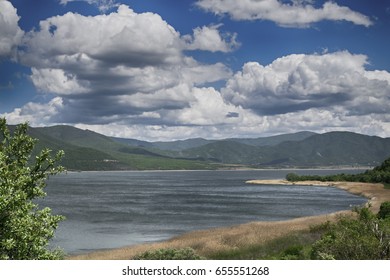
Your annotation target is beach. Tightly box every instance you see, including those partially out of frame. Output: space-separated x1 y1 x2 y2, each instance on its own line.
68 180 389 260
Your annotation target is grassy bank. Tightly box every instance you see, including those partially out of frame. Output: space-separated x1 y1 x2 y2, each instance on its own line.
205 227 323 260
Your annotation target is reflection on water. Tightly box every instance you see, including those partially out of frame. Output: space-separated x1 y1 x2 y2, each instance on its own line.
41 169 367 254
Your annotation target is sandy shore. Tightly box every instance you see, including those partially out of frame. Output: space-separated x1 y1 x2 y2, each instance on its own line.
68 180 389 260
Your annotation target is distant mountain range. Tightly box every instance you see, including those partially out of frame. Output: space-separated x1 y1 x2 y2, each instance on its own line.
23 125 390 170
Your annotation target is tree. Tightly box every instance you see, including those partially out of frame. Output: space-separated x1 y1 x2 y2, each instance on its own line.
0 118 65 259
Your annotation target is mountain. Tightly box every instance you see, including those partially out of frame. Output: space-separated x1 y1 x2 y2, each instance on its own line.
228 131 317 147
175 131 390 167
272 131 390 167
111 131 317 151
27 126 216 171
22 125 390 170
112 137 214 151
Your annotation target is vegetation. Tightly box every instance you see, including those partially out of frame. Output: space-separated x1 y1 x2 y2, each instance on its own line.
378 201 390 219
0 119 65 259
206 230 320 260
281 158 390 259
23 125 390 170
311 206 390 260
132 247 204 260
171 131 390 167
193 203 390 260
27 125 218 171
286 156 390 186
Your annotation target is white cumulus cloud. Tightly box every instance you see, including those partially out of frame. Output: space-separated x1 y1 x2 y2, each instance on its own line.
4 2 388 140
0 0 24 58
222 51 390 116
59 0 119 12
196 0 373 27
1 97 64 126
31 68 90 95
17 5 234 128
183 24 240 52
22 5 183 68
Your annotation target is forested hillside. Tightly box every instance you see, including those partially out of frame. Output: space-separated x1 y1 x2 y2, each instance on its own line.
17 125 390 170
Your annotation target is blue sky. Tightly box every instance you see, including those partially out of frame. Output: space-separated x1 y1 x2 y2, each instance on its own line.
0 0 389 140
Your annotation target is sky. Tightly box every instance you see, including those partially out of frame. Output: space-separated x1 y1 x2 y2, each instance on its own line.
0 0 390 141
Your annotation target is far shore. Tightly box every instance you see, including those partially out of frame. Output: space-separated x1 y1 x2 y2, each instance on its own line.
68 180 389 260
64 166 372 173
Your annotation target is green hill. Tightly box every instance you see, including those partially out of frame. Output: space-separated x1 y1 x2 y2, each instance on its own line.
172 131 390 167
27 126 217 171
229 131 317 147
23 125 390 170
269 132 390 167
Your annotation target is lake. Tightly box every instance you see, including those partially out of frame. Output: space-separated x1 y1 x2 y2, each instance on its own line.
42 169 368 255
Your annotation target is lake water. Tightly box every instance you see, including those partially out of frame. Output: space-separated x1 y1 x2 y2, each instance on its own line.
42 169 368 255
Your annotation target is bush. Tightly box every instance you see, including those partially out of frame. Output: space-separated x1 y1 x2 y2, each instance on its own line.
378 201 390 219
311 205 390 260
280 245 307 260
286 173 300 182
132 248 204 260
0 119 65 259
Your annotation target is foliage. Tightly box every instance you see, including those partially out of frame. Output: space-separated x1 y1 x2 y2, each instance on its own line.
285 173 301 182
207 230 322 260
0 119 65 260
311 205 390 260
132 247 204 260
378 201 390 219
286 156 390 184
208 203 390 260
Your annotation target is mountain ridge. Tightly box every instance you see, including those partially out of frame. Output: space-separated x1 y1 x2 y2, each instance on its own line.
22 125 390 170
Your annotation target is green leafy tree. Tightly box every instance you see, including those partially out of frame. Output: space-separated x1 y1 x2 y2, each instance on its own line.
0 119 65 259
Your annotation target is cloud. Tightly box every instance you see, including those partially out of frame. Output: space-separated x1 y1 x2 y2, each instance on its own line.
1 97 64 126
16 5 234 129
22 5 183 68
4 95 390 140
196 0 373 27
183 24 240 52
259 109 390 137
59 0 119 12
0 0 24 59
163 86 244 126
222 51 390 116
31 68 90 95
4 3 388 140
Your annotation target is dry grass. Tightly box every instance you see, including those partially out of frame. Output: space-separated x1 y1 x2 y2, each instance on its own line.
68 181 390 260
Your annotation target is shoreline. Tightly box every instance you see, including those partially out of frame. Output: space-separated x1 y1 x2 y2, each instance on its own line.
68 180 389 260
64 166 371 173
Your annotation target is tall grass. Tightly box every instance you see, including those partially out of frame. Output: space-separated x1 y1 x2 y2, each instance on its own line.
205 228 324 260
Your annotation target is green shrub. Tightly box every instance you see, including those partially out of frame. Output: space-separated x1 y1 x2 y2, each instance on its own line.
286 173 300 182
280 245 307 260
132 248 204 260
378 201 390 219
311 205 390 260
